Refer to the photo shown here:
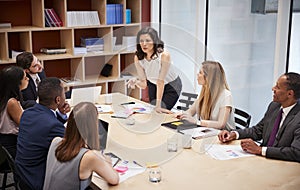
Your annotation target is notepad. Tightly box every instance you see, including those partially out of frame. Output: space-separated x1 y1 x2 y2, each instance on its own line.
111 109 134 119
178 127 220 139
96 105 113 114
122 103 153 114
161 120 200 130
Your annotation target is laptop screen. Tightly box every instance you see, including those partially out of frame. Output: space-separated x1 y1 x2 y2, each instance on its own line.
70 86 102 107
98 119 109 150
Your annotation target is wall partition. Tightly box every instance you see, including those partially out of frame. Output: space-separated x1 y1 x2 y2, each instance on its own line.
206 0 278 125
288 1 300 72
151 0 297 125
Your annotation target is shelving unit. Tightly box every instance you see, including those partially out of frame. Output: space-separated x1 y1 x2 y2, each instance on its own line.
0 0 142 99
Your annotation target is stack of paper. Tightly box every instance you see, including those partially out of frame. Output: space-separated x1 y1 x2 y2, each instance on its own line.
96 105 113 114
122 36 136 51
178 127 220 139
73 47 87 55
111 109 134 119
206 144 254 160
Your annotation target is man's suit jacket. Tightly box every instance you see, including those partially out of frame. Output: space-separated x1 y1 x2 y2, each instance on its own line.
15 103 66 189
21 70 46 109
238 100 300 162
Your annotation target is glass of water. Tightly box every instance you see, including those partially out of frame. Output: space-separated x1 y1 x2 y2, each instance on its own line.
167 136 178 152
148 166 161 183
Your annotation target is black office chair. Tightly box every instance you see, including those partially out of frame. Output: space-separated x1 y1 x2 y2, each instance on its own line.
176 92 198 111
234 108 251 130
0 144 19 190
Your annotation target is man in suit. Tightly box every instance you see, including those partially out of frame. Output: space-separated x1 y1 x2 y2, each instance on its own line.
16 52 46 109
15 77 70 190
218 72 300 162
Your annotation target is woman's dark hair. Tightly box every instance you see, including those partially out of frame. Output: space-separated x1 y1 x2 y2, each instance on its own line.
16 51 34 69
0 66 24 113
135 27 164 60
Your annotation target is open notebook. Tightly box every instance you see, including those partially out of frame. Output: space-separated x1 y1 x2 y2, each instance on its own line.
70 86 102 107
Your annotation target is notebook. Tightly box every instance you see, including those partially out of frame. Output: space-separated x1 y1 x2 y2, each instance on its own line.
99 119 109 150
161 120 200 130
70 86 102 106
99 119 121 166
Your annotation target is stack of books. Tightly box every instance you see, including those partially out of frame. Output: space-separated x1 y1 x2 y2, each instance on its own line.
67 11 100 27
73 47 87 55
122 36 136 51
80 37 104 53
106 4 123 25
44 8 63 27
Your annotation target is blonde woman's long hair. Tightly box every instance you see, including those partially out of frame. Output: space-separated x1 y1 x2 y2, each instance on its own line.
198 61 230 120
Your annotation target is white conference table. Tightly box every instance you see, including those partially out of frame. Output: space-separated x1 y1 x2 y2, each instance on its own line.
92 93 300 190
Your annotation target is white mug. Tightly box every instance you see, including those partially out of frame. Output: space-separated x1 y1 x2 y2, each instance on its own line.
105 94 112 104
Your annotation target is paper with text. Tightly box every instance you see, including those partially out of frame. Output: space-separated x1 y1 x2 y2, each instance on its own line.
206 144 255 160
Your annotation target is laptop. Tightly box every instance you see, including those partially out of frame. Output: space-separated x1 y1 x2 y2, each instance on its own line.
98 119 121 166
99 119 109 150
70 86 102 106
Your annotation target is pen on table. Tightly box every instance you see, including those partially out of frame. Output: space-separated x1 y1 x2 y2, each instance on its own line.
133 160 144 168
120 102 135 105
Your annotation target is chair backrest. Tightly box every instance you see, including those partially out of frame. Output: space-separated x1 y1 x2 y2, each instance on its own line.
234 108 251 130
0 144 19 189
1 145 15 173
176 92 198 111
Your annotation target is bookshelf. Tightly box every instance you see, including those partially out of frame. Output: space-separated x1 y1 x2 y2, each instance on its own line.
0 0 142 99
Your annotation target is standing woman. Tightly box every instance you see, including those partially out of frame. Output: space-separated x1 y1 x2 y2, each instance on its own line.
43 102 119 189
177 61 236 130
0 66 29 158
127 27 182 113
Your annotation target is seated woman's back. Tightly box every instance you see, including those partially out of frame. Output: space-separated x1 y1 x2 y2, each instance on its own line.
43 137 91 190
43 102 119 190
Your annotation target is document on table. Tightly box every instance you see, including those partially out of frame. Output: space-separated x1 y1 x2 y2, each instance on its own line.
115 160 146 183
96 105 113 114
179 127 220 139
93 160 146 183
206 144 255 160
123 103 153 114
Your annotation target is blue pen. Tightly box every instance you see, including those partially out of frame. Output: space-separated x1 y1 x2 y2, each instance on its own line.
133 160 143 167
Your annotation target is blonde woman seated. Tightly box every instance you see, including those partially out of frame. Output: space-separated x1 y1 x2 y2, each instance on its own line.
43 102 119 189
176 61 235 130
